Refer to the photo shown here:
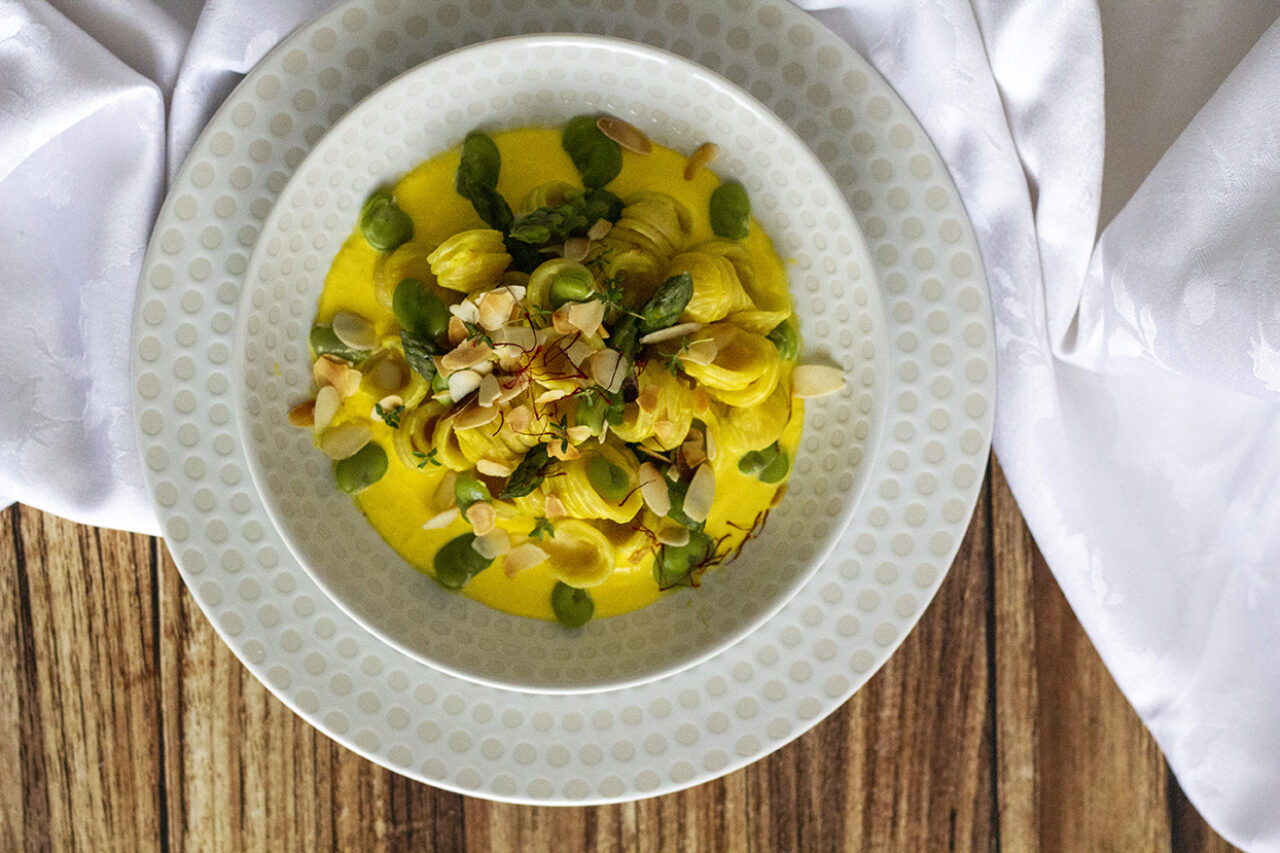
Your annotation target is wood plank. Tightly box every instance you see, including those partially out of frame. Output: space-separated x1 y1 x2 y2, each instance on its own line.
0 505 163 852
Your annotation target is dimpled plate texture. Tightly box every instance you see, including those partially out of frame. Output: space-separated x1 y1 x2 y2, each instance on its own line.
132 0 995 804
238 35 887 693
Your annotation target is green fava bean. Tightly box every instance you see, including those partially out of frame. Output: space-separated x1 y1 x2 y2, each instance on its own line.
360 188 414 252
767 320 799 361
759 448 790 484
393 278 449 338
709 181 751 240
334 443 388 494
434 533 493 590
549 267 595 308
551 581 594 628
654 529 714 588
562 115 622 188
587 456 630 503
454 474 491 511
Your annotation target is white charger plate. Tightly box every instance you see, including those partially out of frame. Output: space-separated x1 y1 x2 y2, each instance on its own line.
132 0 994 804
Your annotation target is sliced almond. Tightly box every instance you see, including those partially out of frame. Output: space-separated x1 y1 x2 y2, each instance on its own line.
503 543 549 577
637 462 671 516
313 386 341 430
567 299 606 338
493 324 536 351
563 236 590 262
433 471 459 510
535 388 568 405
376 394 403 412
472 528 512 559
565 424 593 444
584 348 626 393
465 501 496 536
565 339 598 369
314 355 362 397
792 364 847 399
477 373 501 408
639 321 702 346
449 300 480 324
499 283 527 303
692 384 711 412
454 402 499 431
448 315 468 346
319 421 371 460
551 305 577 336
548 441 580 462
507 403 533 434
680 429 707 468
447 368 483 402
704 427 718 462
441 339 491 372
365 358 406 397
331 311 377 350
637 383 661 415
657 524 690 547
288 399 316 428
597 115 652 154
683 462 715 523
683 337 718 366
683 142 719 181
544 493 567 519
476 457 514 477
422 507 460 530
496 373 529 405
587 218 612 241
478 288 517 331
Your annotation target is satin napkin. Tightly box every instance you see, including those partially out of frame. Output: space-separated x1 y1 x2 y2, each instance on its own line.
3 1 1278 848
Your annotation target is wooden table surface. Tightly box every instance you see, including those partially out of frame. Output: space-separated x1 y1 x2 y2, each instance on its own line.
1 458 1242 852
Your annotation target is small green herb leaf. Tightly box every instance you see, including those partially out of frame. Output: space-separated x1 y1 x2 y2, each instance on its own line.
562 115 622 188
709 180 750 240
374 402 404 429
530 517 555 540
412 449 441 469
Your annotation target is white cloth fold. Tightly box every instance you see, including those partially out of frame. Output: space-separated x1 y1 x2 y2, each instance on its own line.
2 0 1278 847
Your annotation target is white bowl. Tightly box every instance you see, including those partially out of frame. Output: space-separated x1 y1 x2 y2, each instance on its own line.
235 34 887 693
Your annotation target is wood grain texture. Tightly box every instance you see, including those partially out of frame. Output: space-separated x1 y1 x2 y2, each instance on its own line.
0 459 1248 852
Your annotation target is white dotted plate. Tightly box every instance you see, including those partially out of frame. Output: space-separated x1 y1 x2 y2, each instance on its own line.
132 0 994 803
237 35 887 693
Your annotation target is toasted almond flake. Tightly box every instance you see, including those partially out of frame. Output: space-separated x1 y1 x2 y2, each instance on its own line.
493 324 536 350
472 528 512 560
332 311 377 350
657 524 690 547
535 388 568 405
637 462 670 516
503 543 549 577
448 315 468 346
465 502 496 536
507 404 533 434
692 385 711 412
314 355 362 397
639 321 703 346
566 424 593 444
597 115 652 154
422 507 460 530
500 283 527 303
684 462 715 523
544 493 567 518
652 419 677 446
433 471 459 510
477 373 501 407
454 402 499 431
637 384 661 415
587 218 612 241
704 427 718 462
551 304 576 335
441 339 491 372
288 399 316 428
476 457 514 477
447 368 483 401
584 348 626 393
683 338 718 366
366 358 406 396
548 441 580 461
680 430 707 468
478 288 516 330
318 421 371 460
449 300 480 324
377 394 404 411
792 364 847 399
496 374 529 405
567 299 606 337
563 236 590 262
683 142 719 181
565 339 597 368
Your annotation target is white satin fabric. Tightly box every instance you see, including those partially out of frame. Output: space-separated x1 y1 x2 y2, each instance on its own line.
3 1 1278 848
